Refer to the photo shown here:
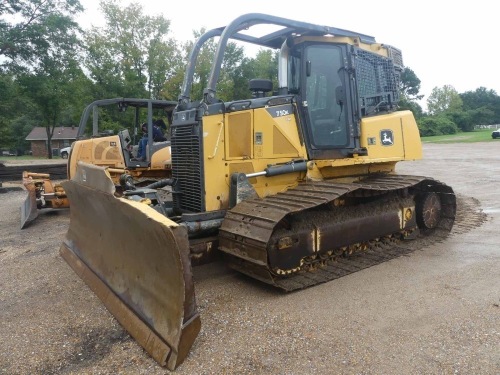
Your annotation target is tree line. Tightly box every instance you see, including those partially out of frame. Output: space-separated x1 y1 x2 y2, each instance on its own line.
1 0 499 156
399 70 500 136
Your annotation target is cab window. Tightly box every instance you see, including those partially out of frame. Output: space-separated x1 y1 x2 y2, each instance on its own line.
304 45 348 148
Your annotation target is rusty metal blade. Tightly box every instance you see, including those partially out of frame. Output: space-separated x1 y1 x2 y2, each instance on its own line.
20 177 39 229
60 162 200 370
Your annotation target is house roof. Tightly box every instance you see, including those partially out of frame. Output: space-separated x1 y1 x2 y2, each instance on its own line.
25 127 78 141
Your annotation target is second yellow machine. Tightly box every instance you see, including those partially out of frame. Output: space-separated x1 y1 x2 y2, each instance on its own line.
59 14 456 370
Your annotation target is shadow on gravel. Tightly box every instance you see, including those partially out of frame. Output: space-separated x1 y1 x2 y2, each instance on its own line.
35 326 130 375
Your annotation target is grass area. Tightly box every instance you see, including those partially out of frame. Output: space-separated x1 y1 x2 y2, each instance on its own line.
421 129 499 143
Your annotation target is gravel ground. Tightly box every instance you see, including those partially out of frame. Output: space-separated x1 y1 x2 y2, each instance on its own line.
0 143 499 375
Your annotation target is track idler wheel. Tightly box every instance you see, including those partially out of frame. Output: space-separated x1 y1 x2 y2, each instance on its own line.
416 192 442 230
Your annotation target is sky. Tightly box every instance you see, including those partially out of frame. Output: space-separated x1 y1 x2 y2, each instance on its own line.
77 0 499 109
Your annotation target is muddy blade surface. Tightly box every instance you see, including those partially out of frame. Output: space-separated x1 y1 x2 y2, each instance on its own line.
20 185 38 229
59 163 200 370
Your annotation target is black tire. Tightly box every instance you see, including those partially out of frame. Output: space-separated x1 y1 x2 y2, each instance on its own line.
61 152 68 159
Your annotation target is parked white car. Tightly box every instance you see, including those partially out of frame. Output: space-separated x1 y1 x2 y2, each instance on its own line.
60 146 71 159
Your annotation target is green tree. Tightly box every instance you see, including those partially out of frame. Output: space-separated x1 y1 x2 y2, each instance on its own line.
399 67 423 101
182 29 218 101
9 112 40 154
460 87 498 111
83 0 182 99
0 0 83 72
418 115 458 136
445 111 472 132
460 87 500 125
465 107 495 128
147 38 184 99
18 50 89 158
180 30 279 103
0 73 17 149
251 49 279 83
0 73 43 154
397 67 424 119
240 49 279 96
427 85 463 115
1 0 86 155
84 32 124 98
398 99 424 119
217 42 247 100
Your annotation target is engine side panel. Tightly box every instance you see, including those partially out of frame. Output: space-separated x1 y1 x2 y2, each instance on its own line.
310 110 422 179
69 135 126 178
360 110 422 160
202 105 308 212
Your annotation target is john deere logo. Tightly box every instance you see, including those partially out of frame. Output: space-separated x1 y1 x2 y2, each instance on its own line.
381 130 394 146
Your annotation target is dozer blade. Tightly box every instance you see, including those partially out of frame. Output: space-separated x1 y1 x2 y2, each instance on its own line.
20 172 48 229
59 162 200 370
20 183 38 229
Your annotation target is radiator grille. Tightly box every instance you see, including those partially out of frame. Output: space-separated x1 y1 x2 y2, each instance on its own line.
171 122 204 212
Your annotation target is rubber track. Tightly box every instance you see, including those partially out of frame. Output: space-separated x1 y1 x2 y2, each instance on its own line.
220 175 482 292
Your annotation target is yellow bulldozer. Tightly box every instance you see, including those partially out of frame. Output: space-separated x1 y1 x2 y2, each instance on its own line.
58 14 456 370
20 98 177 228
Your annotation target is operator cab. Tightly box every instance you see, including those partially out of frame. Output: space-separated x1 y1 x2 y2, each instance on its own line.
74 98 175 167
285 39 400 159
289 43 350 153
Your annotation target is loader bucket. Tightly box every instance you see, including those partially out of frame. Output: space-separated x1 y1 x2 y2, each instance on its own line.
59 162 200 370
20 172 49 229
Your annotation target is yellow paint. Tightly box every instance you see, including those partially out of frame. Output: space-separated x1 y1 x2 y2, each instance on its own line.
69 135 125 178
292 36 390 58
360 110 422 160
225 111 253 159
69 135 172 184
202 107 309 211
201 104 422 212
308 110 422 180
253 107 304 158
315 228 320 253
202 114 228 211
150 147 171 169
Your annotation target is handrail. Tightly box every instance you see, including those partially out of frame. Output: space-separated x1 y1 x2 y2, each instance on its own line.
203 13 375 104
177 13 375 107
